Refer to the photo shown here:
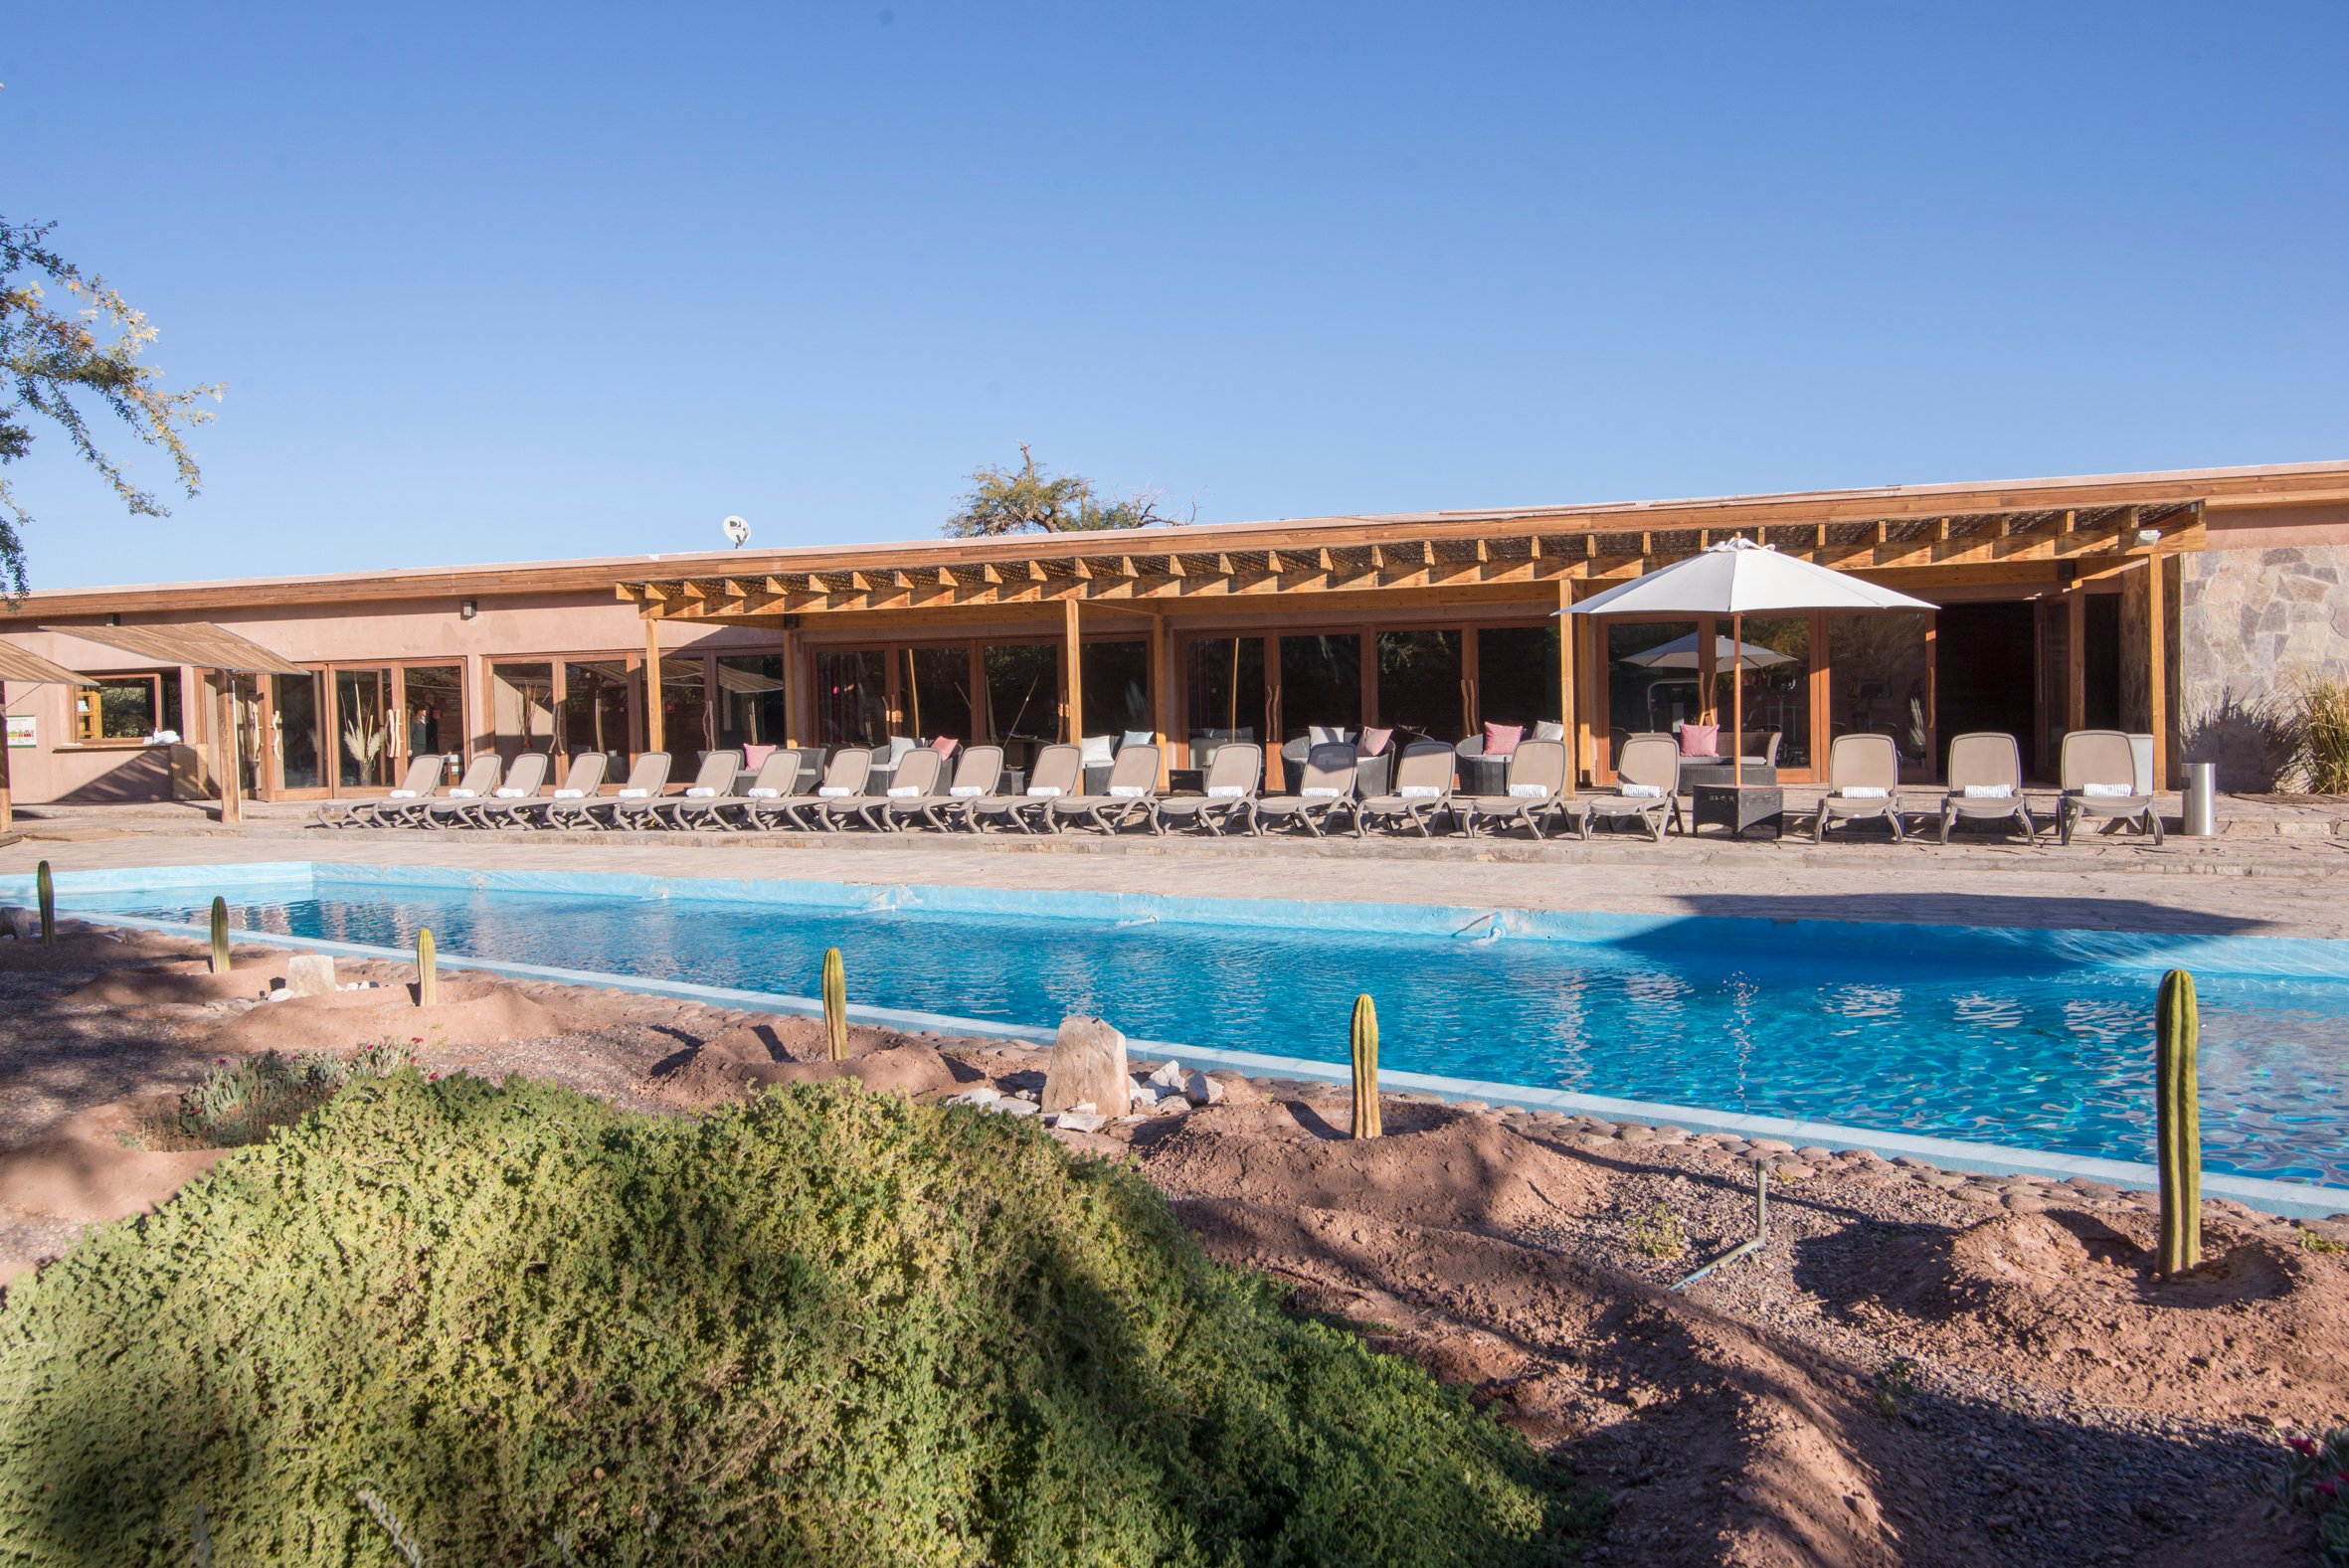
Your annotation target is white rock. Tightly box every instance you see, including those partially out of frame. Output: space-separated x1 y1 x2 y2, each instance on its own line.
1042 1016 1130 1116
947 1085 1002 1107
1147 1059 1186 1091
0 907 35 941
282 954 337 998
1050 1111 1107 1133
1183 1070 1223 1107
989 1098 1040 1118
1128 1081 1162 1107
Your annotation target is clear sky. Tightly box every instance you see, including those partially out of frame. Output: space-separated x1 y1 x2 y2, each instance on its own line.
7 2 2345 591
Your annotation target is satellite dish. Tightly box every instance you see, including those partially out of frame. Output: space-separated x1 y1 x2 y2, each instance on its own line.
722 514 751 548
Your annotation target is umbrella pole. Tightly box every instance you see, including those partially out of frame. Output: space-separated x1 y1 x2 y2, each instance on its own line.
1731 613 1744 787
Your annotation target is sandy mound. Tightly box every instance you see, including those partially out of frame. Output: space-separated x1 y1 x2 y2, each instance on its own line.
0 1099 230 1223
203 979 574 1054
0 930 188 975
1144 1103 1603 1236
1849 1208 2349 1424
648 1024 975 1109
69 954 294 1007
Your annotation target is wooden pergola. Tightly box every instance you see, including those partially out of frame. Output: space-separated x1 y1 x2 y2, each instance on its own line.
0 641 95 832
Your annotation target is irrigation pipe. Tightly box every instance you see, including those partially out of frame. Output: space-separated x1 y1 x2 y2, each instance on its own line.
1672 1163 1769 1292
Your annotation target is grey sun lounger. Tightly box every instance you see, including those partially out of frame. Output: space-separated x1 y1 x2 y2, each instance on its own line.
1459 739 1569 839
404 754 505 828
754 748 871 831
819 746 945 831
1577 733 1681 842
1047 744 1161 833
1252 742 1359 838
958 743 1081 833
315 754 445 829
1151 742 1260 836
904 745 1002 831
664 748 800 832
550 752 670 830
1352 741 1456 837
1813 733 1905 842
2057 729 2163 846
473 752 608 828
1936 733 2035 844
632 750 741 830
442 751 549 828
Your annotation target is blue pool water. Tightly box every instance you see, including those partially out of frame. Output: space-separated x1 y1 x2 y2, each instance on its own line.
52 868 2349 1188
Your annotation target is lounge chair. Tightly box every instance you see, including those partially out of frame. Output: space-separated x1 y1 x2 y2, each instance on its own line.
2057 729 2163 846
315 754 445 829
401 754 504 829
958 743 1081 833
632 750 741 829
1459 739 1569 838
1252 742 1359 838
1352 741 1456 837
473 752 607 829
1813 734 1905 842
666 748 800 832
550 752 670 830
818 747 946 831
1577 734 1681 841
1151 742 1260 836
750 748 871 831
1047 744 1161 832
442 752 550 828
1936 733 2035 844
906 745 1002 831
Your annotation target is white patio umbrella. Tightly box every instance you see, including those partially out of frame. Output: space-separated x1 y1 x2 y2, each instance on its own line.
1623 630 1793 673
1559 538 1936 784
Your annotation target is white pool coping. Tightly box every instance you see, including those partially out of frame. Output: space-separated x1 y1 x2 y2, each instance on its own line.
48 901 2349 1224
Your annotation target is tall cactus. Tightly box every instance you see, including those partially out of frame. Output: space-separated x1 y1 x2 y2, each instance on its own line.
1351 993 1382 1139
35 860 54 945
209 896 231 974
417 928 439 1007
822 948 848 1062
2155 968 2202 1276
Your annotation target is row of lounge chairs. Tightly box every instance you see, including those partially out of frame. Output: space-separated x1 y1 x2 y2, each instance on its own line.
314 727 2166 846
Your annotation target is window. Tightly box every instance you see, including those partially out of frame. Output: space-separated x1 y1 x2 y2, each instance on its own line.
982 642 1059 744
1186 636 1265 745
560 662 630 758
489 661 556 759
1375 629 1462 740
717 655 789 750
1604 621 1698 766
1279 634 1359 741
274 672 324 789
1080 640 1150 737
1713 616 1813 770
900 645 974 744
1475 625 1559 734
402 664 463 761
73 670 182 743
814 649 887 748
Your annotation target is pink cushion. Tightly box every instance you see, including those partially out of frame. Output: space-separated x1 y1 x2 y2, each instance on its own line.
1358 726 1394 758
1482 722 1523 759
743 744 777 769
930 736 959 759
1679 723 1719 758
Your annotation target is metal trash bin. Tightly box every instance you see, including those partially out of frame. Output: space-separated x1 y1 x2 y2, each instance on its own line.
2182 762 2218 838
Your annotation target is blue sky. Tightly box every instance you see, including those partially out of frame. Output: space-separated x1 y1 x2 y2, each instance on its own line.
7 3 2345 590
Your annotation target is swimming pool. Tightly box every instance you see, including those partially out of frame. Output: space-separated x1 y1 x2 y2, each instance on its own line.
27 862 2349 1192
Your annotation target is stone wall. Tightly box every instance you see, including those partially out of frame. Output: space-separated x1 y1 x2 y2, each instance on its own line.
2178 544 2349 789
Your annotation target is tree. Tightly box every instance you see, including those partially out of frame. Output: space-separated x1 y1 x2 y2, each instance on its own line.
942 442 1184 538
1 217 221 595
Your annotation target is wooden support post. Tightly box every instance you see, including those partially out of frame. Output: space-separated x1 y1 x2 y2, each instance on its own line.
1556 579 1578 794
2145 557 2168 790
1922 611 1939 781
643 617 664 754
780 628 801 750
2064 588 2087 737
0 691 13 832
1061 597 1083 742
1151 616 1175 787
214 673 242 824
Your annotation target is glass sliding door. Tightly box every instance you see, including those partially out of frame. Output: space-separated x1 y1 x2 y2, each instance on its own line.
489 661 555 760
400 664 462 785
655 658 711 756
1185 636 1265 750
1475 625 1560 735
1375 629 1463 740
560 661 631 762
716 655 789 751
1712 616 1812 771
1828 612 1929 780
982 642 1059 758
333 668 395 788
1080 640 1150 739
814 649 887 748
1278 633 1359 742
272 672 324 790
1604 621 1699 770
901 645 974 745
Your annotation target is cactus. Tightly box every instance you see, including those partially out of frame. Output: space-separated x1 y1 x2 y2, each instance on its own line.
822 947 848 1062
2155 968 2202 1276
417 928 439 1008
1350 993 1382 1139
35 860 54 945
209 896 231 974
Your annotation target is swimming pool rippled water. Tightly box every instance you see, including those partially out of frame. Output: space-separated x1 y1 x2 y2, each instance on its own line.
57 867 2349 1188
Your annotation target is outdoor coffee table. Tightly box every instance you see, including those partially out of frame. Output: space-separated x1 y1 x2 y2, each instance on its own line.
1690 783 1784 840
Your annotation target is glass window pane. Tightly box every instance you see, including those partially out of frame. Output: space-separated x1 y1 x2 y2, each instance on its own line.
815 649 887 748
95 678 157 740
1186 636 1265 747
1711 617 1811 770
1476 625 1559 733
334 669 394 787
1605 621 1699 768
1375 629 1462 740
654 658 710 755
273 672 323 789
1279 633 1359 741
490 661 555 760
1081 640 1150 737
901 646 975 744
982 642 1059 747
560 661 631 759
402 665 462 764
1828 613 1929 780
716 655 789 750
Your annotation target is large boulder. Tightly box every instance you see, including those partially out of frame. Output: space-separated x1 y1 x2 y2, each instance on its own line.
1043 1015 1130 1116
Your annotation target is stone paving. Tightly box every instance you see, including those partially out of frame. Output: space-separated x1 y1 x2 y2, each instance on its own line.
4 791 2346 939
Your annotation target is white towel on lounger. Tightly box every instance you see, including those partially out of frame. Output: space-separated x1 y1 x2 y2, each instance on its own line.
1207 785 1245 798
553 788 585 799
1302 786 1342 799
493 787 528 799
1838 785 1888 799
1618 784 1663 798
387 789 418 799
1962 784 2013 799
746 787 780 799
618 787 649 799
1509 784 1550 799
1400 784 1443 799
1025 785 1063 798
818 786 853 797
448 789 476 798
887 785 921 798
950 785 984 797
1110 785 1145 798
2081 782 2132 797
685 786 717 797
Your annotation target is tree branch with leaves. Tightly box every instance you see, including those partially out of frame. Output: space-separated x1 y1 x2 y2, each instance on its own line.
942 442 1186 538
1 217 222 596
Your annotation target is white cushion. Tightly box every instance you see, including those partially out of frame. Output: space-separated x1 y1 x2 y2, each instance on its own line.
746 786 781 799
1962 784 2013 799
1838 785 1888 799
1122 730 1155 749
818 786 853 798
1079 735 1116 764
1308 725 1353 745
1509 783 1551 799
684 786 718 798
1206 784 1245 798
950 785 985 797
1302 786 1342 799
1025 785 1063 798
1618 784 1664 798
1400 784 1444 799
1533 720 1566 741
387 789 419 799
493 787 529 799
447 788 476 798
2081 782 2133 797
1109 784 1146 798
886 785 921 798
618 787 649 799
553 788 585 799
885 736 918 764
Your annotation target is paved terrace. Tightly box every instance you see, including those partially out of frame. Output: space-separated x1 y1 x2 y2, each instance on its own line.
4 789 2347 940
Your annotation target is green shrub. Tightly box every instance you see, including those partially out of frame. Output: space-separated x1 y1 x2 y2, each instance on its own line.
0 1075 1594 1566
142 1040 414 1148
2298 678 2349 794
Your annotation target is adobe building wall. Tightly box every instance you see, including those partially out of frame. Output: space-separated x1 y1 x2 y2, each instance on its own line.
2178 505 2349 790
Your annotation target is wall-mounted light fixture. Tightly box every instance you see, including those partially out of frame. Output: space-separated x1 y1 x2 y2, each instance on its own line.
459 600 478 619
